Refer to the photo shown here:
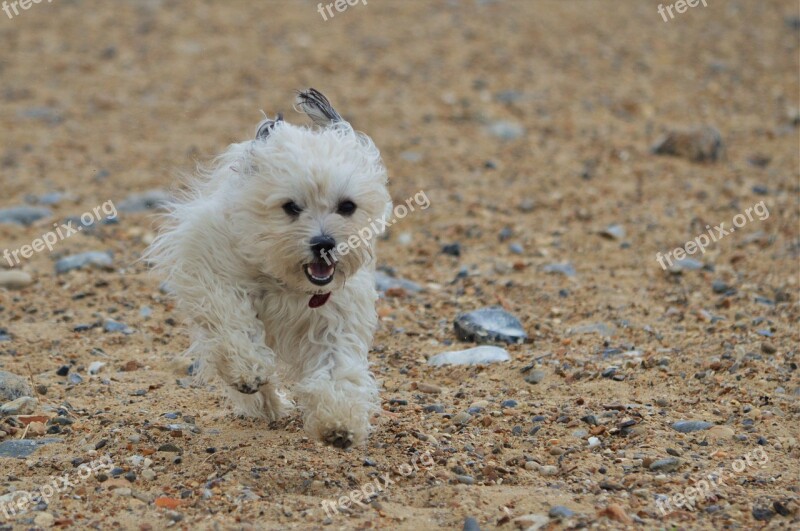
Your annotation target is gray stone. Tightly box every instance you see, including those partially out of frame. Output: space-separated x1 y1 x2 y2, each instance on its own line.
672 420 714 433
118 189 171 212
0 371 33 402
454 307 527 344
649 457 681 472
0 396 37 416
375 271 422 293
0 438 62 459
569 322 616 337
0 270 34 289
669 257 704 272
486 120 524 140
525 370 546 385
600 224 626 240
428 346 510 367
548 506 575 518
542 263 576 277
463 516 481 531
0 206 52 226
55 251 113 274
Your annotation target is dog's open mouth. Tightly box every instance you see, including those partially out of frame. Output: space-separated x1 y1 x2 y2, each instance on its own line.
304 261 335 286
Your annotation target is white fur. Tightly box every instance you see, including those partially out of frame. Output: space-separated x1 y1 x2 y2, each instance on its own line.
147 92 392 448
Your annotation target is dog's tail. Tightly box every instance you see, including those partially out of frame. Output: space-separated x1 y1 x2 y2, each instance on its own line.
295 88 344 127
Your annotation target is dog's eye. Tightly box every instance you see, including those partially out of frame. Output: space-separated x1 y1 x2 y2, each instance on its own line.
337 200 357 216
282 201 303 217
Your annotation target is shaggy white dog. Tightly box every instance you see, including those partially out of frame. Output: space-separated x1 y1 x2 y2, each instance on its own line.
147 89 392 448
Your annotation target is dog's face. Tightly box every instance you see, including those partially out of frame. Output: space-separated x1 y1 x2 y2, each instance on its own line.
230 108 391 299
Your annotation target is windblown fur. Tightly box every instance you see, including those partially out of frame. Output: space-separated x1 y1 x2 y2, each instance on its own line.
147 89 392 448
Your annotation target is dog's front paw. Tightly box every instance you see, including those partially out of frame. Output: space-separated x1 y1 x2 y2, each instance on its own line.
323 429 354 450
232 374 267 395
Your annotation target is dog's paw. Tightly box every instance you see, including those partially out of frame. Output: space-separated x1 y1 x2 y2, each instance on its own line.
232 374 267 395
322 429 354 449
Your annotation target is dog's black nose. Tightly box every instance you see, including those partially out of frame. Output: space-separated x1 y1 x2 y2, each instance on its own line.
309 235 336 258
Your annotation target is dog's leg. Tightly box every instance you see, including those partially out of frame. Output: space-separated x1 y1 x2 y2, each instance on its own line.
294 349 379 449
224 381 293 421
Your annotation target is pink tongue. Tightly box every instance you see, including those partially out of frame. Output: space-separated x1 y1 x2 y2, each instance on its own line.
310 262 334 278
309 292 331 308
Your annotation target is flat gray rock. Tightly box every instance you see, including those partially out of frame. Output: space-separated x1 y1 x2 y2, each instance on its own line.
0 371 33 402
428 346 510 367
454 307 527 344
55 251 113 274
375 271 422 293
672 420 714 433
118 189 171 212
542 263 576 277
0 206 52 226
0 438 62 459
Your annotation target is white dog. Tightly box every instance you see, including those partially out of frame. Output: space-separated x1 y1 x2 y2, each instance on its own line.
147 89 392 448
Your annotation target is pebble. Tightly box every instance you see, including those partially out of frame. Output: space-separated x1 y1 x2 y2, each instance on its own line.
501 399 517 408
463 516 481 531
0 396 37 415
588 436 601 448
455 474 474 485
669 257 704 272
55 251 113 274
441 243 461 256
118 189 170 212
423 404 445 414
513 514 549 530
542 262 576 277
508 243 524 255
525 370 546 385
761 342 777 354
486 120 525 140
374 271 422 293
0 438 62 458
569 322 616 337
104 318 133 334
752 507 774 521
548 505 575 518
651 125 723 163
712 280 731 294
0 371 33 402
416 382 441 394
68 373 84 385
88 361 106 375
33 512 55 528
454 307 527 344
428 346 511 366
0 270 34 289
141 469 156 481
706 425 735 440
672 420 714 433
649 457 681 472
600 224 625 240
56 365 70 376
538 465 558 476
451 412 472 426
0 206 52 226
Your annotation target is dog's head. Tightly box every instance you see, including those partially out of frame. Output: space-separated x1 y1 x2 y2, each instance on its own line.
229 89 392 306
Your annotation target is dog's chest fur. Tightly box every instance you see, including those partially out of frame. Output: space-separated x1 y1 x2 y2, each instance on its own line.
250 267 379 380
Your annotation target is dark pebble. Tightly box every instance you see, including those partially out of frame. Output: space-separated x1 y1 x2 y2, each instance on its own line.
124 471 136 482
671 420 714 433
388 399 408 406
531 415 547 423
463 517 481 531
500 400 517 408
454 306 527 345
752 507 774 521
511 426 523 436
363 458 377 467
424 404 445 414
56 365 70 376
549 505 575 518
110 467 124 477
441 243 461 257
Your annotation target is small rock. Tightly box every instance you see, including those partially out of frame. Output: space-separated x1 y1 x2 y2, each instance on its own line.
0 270 34 289
669 257 704 273
104 319 133 334
0 438 62 458
68 373 83 385
423 404 445 414
374 271 422 294
651 125 723 163
538 465 558 476
501 399 518 408
761 342 777 354
706 425 735 441
415 382 441 394
486 120 525 141
0 396 37 416
548 506 575 519
600 224 626 240
454 307 527 345
525 370 546 385
542 262 576 277
569 322 616 337
441 243 461 257
712 280 731 294
34 512 55 528
451 412 472 426
88 362 106 375
752 507 774 522
428 346 511 366
508 243 524 255
0 371 33 402
588 437 601 448
0 206 52 226
463 516 481 531
672 420 714 433
512 514 549 531
455 474 474 485
141 469 156 481
118 189 170 212
56 365 70 377
649 457 681 472
55 251 113 274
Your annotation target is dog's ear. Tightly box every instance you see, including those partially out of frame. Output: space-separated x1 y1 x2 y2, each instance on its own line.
255 113 284 141
295 88 344 126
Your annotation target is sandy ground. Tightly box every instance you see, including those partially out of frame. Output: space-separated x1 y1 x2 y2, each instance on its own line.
0 0 799 529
